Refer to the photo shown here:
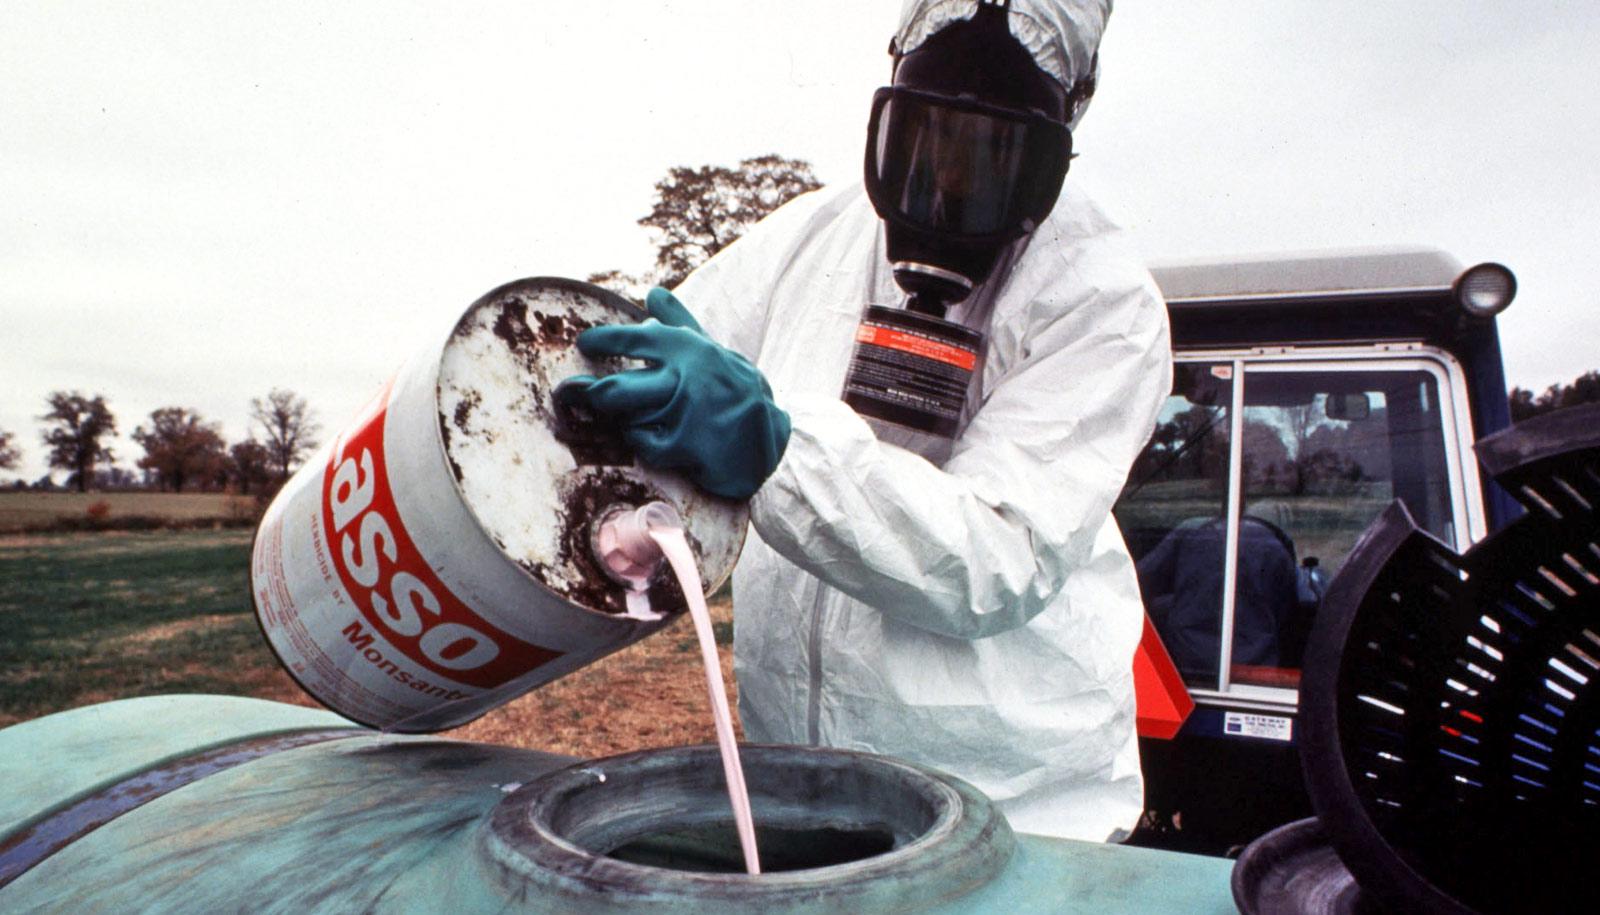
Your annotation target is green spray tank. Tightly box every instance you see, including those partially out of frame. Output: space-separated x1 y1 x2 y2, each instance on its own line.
0 696 1232 913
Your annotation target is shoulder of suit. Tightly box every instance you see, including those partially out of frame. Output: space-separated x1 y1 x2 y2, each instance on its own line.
1018 187 1159 298
737 183 869 247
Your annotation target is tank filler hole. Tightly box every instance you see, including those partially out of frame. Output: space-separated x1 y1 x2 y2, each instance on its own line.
604 823 898 873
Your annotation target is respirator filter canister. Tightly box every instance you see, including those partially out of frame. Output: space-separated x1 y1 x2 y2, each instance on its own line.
842 304 982 438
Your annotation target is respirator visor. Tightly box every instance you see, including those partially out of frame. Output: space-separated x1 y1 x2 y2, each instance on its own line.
865 86 1071 242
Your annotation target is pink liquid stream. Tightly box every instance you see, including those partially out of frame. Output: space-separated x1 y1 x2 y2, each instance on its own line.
649 526 762 875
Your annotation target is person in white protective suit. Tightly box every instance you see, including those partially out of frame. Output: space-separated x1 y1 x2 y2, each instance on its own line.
571 0 1170 842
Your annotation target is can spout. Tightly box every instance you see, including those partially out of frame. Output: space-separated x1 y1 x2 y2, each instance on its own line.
592 501 682 591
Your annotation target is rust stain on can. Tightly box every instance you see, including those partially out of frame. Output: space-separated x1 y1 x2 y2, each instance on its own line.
480 298 632 468
547 471 691 618
462 294 722 616
453 391 482 434
487 299 590 353
442 290 707 617
438 389 485 484
484 299 598 402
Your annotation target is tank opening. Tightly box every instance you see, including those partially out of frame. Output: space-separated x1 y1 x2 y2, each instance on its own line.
604 822 899 873
490 746 1015 906
535 747 943 877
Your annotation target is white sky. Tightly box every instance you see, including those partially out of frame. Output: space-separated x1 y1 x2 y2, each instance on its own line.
4 1 1597 483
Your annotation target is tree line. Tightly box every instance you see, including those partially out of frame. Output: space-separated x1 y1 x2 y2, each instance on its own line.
1508 370 1600 422
586 153 822 295
10 366 1588 498
0 154 822 495
3 365 1595 499
0 389 319 494
8 152 1585 493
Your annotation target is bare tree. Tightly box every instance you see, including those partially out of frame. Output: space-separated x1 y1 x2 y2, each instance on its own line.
228 439 273 494
133 407 227 492
0 428 19 471
251 389 320 481
40 391 117 492
633 154 822 289
1282 403 1332 496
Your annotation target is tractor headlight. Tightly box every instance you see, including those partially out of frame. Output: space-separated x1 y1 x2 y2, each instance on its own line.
1454 262 1517 318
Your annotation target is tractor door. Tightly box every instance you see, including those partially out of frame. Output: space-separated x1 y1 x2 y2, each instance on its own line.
1118 347 1485 853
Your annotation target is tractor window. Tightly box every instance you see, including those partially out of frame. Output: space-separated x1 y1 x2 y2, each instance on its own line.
1115 361 1460 697
1230 368 1453 689
1117 363 1234 689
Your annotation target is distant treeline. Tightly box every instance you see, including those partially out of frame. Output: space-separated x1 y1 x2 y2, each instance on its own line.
1509 370 1600 423
3 155 830 496
7 367 1596 499
0 389 319 495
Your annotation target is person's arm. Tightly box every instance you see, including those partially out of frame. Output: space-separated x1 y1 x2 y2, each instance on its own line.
751 257 1170 640
1135 527 1180 626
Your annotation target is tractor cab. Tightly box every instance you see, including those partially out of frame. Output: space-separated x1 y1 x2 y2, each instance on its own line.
1121 247 1518 854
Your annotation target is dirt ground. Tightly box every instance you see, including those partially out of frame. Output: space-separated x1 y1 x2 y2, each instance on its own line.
1 526 739 756
447 597 740 759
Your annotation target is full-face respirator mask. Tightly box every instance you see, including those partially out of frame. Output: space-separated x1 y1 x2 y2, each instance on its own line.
843 0 1094 438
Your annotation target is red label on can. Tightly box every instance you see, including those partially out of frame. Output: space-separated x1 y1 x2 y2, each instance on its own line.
854 325 979 371
321 383 562 689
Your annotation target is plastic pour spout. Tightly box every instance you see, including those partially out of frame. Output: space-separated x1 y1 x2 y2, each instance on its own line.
592 501 679 620
590 500 762 875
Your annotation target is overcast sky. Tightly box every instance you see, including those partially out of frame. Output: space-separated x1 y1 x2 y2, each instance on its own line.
4 1 1597 483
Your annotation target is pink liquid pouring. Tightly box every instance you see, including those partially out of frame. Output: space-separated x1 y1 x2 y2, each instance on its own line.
649 525 761 875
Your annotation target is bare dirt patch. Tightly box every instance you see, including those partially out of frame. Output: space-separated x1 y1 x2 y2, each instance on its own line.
3 525 744 763
447 597 741 759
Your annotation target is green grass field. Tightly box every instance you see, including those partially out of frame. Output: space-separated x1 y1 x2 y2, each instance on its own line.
0 525 739 758
0 529 306 726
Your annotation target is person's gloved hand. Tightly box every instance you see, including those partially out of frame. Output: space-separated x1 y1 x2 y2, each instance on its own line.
566 287 791 500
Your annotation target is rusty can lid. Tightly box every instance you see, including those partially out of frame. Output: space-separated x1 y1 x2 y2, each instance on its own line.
436 277 747 617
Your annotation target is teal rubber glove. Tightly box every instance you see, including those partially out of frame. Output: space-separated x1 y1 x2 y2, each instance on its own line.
567 287 791 500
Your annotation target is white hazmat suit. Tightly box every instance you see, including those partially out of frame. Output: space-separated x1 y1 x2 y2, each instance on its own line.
676 0 1169 842
894 0 1109 129
678 179 1170 840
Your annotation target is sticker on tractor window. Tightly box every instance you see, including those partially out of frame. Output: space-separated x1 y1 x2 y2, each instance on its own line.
1223 711 1293 742
1210 365 1233 380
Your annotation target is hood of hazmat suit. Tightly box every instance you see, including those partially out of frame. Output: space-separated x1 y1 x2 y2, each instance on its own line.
895 0 1108 129
674 0 1169 843
868 0 1096 306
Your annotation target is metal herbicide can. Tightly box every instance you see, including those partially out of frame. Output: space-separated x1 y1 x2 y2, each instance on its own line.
250 277 747 732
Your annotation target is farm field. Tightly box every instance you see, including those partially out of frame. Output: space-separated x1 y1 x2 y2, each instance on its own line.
0 491 257 533
0 529 306 726
0 527 737 757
